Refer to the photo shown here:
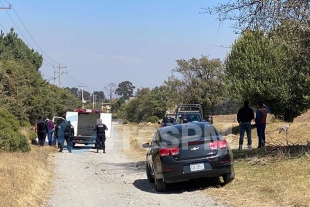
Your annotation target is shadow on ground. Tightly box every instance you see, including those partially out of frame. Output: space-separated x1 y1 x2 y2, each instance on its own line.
133 177 223 194
232 144 310 160
133 178 224 194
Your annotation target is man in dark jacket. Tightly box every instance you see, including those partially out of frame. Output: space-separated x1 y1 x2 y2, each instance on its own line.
94 119 108 153
36 116 48 147
237 100 254 150
63 120 74 153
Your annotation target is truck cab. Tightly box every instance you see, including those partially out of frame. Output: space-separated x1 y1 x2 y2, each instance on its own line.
175 104 205 123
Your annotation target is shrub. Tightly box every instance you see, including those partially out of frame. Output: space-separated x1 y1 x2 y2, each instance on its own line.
0 110 30 152
146 116 159 123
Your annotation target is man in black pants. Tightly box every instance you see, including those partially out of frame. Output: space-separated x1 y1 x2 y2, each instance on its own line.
237 100 254 150
36 116 48 147
94 119 108 153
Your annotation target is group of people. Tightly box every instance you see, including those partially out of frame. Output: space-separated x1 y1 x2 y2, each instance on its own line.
35 116 74 153
35 116 108 153
237 100 270 150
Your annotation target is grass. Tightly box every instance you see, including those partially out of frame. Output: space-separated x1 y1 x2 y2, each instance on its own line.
0 127 56 207
116 111 310 207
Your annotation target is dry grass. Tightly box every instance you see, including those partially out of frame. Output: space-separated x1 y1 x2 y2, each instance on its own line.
116 111 310 207
0 127 56 207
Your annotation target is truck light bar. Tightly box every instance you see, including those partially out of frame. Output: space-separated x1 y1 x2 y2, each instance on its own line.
75 109 102 113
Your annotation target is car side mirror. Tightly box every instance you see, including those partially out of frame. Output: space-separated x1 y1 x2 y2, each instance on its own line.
142 142 151 148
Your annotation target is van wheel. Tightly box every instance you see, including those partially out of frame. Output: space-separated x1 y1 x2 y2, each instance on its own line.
146 164 154 183
155 177 166 192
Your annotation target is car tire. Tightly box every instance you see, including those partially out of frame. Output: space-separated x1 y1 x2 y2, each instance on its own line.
146 164 155 183
223 172 235 184
155 177 166 192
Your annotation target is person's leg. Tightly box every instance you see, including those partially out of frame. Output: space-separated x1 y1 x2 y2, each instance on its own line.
96 134 99 153
245 122 252 149
257 124 263 148
38 132 44 146
262 124 266 146
48 130 52 146
65 136 71 153
102 137 106 153
58 136 64 152
239 123 246 150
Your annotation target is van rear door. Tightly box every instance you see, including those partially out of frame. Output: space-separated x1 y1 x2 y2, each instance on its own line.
66 112 78 136
99 113 112 138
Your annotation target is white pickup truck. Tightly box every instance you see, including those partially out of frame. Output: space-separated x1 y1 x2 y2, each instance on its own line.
53 109 112 147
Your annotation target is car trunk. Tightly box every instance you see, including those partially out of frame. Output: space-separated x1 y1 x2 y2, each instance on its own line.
175 138 218 160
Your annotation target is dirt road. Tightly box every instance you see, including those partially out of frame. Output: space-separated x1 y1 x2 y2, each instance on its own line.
47 123 228 207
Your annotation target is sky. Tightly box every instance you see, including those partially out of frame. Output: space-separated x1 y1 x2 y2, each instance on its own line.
0 0 238 94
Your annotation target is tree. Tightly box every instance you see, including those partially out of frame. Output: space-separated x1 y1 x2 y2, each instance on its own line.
91 91 105 103
225 29 310 122
104 83 117 101
65 87 79 98
115 81 135 100
165 56 226 118
204 1 310 54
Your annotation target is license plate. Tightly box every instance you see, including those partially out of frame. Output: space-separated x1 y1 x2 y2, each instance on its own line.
190 163 204 171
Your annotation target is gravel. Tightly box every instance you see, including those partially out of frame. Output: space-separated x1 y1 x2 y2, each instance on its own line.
46 123 229 207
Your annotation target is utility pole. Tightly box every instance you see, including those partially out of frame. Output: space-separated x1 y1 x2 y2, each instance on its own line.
0 3 11 9
78 85 87 109
58 64 66 88
92 93 97 110
53 64 66 87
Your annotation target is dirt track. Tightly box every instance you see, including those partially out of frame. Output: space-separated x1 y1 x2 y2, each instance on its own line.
47 123 228 207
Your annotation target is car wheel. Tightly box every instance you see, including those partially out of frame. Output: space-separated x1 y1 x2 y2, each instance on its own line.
155 177 166 192
223 172 235 184
146 164 154 183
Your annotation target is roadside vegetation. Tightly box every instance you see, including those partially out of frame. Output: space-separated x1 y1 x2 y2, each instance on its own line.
0 127 56 207
116 111 310 207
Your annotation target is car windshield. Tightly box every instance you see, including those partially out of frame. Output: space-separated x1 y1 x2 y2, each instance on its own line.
177 113 201 122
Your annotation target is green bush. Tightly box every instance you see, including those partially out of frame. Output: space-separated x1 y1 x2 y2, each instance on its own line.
28 130 37 141
0 110 30 152
146 116 159 123
20 120 31 127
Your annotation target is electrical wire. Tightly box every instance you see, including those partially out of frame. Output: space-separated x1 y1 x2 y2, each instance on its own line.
66 72 84 85
0 23 8 33
8 2 59 65
1 0 58 66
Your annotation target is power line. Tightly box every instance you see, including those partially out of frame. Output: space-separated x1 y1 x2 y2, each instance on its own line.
67 72 84 85
8 2 59 65
0 0 57 66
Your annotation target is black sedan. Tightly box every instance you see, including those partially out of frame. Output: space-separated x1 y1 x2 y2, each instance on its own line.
142 122 235 192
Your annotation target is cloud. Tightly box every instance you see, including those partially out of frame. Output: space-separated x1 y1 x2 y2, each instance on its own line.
111 55 143 64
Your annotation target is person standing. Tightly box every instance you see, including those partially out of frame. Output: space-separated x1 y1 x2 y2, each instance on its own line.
36 117 48 147
58 119 67 152
54 120 61 148
237 100 255 150
47 118 55 146
63 121 74 153
255 100 268 148
94 119 108 153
